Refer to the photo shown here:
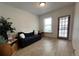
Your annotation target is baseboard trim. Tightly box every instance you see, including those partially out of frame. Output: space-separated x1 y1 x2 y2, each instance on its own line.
44 36 57 39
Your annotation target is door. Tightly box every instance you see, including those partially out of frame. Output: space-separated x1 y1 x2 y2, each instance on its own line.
58 15 70 39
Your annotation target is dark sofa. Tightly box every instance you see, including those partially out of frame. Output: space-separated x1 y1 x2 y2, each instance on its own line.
17 31 42 48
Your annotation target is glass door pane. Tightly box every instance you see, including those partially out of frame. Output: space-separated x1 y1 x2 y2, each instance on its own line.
58 16 70 39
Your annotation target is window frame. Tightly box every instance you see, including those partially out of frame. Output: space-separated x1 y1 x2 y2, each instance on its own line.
57 15 70 39
43 17 52 33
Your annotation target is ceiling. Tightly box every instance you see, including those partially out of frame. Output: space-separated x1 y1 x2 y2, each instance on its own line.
2 2 74 16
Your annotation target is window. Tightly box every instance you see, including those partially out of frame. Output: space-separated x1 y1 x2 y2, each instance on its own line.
44 17 52 32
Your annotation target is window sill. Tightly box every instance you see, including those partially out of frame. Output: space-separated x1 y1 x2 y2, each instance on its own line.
44 32 53 34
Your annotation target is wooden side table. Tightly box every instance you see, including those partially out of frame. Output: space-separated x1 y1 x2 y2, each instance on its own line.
0 44 15 56
7 39 18 51
0 39 18 56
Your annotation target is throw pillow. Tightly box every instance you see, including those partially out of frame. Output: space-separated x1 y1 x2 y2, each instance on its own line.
20 33 25 39
34 30 38 35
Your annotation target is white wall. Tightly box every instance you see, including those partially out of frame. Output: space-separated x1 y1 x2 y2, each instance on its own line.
0 3 39 33
39 5 74 39
72 3 79 55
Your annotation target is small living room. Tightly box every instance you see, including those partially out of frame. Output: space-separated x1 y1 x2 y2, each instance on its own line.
0 1 79 56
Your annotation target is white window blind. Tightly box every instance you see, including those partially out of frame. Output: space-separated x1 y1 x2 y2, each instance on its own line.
44 17 52 32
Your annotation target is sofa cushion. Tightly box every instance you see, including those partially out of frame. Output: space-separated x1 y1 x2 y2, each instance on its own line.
25 31 34 37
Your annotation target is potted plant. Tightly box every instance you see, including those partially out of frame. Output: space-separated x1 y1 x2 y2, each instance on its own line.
0 16 15 40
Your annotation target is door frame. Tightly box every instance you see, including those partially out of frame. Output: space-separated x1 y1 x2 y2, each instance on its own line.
57 15 70 39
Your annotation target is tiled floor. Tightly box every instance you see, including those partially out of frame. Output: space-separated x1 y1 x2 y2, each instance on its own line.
13 37 74 56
